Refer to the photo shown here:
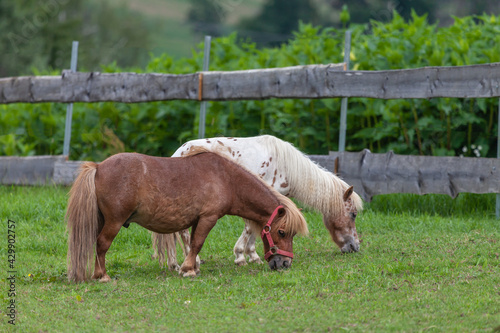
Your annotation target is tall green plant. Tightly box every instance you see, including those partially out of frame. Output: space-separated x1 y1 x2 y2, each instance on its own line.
1 12 499 160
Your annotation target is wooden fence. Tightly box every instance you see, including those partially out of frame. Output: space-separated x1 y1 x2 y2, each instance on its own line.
1 62 499 103
309 151 500 201
0 155 77 186
2 152 499 204
1 62 499 210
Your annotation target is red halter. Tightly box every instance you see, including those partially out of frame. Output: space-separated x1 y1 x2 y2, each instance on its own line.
261 205 294 261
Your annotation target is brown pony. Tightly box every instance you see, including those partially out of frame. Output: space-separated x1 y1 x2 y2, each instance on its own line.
66 148 308 282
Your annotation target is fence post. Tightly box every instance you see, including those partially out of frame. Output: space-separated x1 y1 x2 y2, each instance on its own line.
338 30 351 152
198 36 211 139
63 41 79 158
497 98 500 218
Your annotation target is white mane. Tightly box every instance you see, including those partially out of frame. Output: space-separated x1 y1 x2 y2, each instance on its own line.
256 135 363 218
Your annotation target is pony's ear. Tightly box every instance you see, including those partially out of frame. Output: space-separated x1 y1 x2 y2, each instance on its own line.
343 186 354 201
278 206 286 217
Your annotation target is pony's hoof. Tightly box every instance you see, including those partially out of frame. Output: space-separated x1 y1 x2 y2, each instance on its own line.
99 275 111 283
181 270 197 277
235 258 248 266
249 257 263 265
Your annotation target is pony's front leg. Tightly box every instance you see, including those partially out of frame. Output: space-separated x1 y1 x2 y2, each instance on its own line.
178 229 201 267
245 228 263 264
180 216 217 277
233 220 263 265
92 222 122 283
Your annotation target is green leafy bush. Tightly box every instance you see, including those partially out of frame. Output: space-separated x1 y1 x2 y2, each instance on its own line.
1 12 499 160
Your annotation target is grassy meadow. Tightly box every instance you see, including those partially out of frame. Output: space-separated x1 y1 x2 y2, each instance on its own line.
0 185 499 332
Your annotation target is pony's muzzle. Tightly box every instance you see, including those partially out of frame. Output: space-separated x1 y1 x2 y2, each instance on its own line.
268 255 292 270
341 237 360 253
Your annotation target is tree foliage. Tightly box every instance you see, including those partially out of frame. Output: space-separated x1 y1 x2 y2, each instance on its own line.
238 0 321 46
0 0 152 77
1 12 499 160
186 0 227 37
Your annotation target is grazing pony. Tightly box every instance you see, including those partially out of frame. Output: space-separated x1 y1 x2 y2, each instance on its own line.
152 135 363 268
66 147 308 282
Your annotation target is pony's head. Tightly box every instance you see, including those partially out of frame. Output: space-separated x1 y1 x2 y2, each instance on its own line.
324 186 363 253
257 195 308 270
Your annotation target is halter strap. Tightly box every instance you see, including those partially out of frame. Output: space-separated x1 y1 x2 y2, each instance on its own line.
261 205 294 261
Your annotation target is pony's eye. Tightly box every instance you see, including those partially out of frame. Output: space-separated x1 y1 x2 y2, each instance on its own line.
350 212 357 219
278 230 286 237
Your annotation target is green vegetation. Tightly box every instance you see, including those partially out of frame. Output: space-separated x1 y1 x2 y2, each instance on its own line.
2 0 497 77
0 186 499 331
1 12 499 160
0 0 158 77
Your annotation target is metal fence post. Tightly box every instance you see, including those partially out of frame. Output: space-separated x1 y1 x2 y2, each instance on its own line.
338 30 351 152
63 41 79 158
497 98 500 218
198 36 211 139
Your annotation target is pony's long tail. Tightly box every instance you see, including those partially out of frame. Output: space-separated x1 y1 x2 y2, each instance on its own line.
152 231 189 268
66 162 100 282
152 232 167 266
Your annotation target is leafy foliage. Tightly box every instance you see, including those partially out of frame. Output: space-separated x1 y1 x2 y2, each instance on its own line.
0 0 153 77
1 12 499 160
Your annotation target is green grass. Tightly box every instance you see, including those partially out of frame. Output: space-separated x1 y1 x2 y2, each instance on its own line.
1 186 499 332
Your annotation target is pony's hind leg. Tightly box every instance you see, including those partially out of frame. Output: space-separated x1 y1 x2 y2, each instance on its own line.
92 222 122 282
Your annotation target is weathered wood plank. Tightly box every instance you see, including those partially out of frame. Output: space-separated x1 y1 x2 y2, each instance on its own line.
53 160 84 185
3 153 500 199
310 150 500 201
0 76 62 103
322 63 500 99
202 63 500 100
0 155 66 185
1 63 499 104
201 63 345 100
60 71 200 103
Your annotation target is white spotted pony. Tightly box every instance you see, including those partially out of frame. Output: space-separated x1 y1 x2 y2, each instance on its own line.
152 135 363 270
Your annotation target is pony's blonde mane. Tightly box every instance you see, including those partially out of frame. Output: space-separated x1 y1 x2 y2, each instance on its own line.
182 145 308 236
271 192 309 236
257 135 363 218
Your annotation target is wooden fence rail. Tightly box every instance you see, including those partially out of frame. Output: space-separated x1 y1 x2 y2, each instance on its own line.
1 62 500 104
1 153 498 204
309 151 500 202
1 62 499 213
